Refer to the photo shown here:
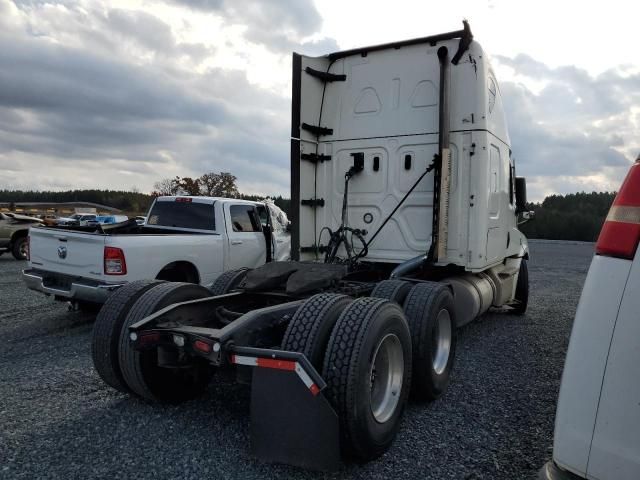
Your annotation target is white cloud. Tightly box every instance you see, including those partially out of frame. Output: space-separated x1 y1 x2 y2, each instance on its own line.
0 0 638 204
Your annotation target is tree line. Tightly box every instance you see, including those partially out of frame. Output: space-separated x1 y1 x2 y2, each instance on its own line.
0 188 152 213
0 172 291 215
1 177 616 241
520 191 616 242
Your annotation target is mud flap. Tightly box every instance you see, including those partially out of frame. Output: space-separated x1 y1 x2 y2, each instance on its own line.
230 347 340 471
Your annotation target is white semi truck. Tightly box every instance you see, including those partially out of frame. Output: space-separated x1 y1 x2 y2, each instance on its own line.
91 22 530 470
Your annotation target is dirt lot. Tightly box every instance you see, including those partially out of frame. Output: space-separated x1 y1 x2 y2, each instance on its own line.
0 241 594 479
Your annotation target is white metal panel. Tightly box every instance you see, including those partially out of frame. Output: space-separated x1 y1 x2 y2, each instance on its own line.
553 255 633 477
484 67 511 147
588 253 640 480
297 37 517 269
444 132 470 262
29 227 106 280
489 145 500 216
301 43 457 263
327 45 442 140
313 136 440 262
104 233 224 285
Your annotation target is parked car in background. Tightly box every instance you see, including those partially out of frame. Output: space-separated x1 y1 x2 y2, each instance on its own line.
540 157 640 480
94 215 129 225
23 196 290 311
0 212 43 260
41 215 59 226
57 213 98 226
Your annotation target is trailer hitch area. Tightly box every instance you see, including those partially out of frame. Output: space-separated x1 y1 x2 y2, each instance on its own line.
230 346 340 471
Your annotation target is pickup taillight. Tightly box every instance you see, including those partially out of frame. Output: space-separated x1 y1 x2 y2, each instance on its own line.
104 246 127 275
596 158 640 260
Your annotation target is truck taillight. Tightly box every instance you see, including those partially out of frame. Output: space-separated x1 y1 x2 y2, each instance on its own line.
104 246 127 275
596 159 640 259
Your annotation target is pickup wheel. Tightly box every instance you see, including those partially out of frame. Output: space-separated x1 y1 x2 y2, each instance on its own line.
119 282 213 404
322 297 412 461
209 268 249 296
281 293 352 370
11 236 28 260
92 280 164 393
403 282 456 402
512 259 529 315
370 280 413 305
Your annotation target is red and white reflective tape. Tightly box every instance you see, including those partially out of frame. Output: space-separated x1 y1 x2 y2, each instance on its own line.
230 354 320 396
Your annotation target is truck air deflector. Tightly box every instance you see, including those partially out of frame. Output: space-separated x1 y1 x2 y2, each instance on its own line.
326 20 473 62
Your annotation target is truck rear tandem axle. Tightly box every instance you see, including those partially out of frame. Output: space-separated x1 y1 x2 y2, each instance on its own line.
94 255 526 471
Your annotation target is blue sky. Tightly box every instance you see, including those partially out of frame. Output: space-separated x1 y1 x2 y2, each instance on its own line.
0 0 637 201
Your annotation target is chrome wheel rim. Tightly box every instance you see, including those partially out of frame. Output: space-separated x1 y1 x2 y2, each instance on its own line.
19 240 28 259
432 309 452 375
369 333 404 423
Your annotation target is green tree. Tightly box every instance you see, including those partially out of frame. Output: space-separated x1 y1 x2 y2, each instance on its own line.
198 172 239 198
177 177 201 196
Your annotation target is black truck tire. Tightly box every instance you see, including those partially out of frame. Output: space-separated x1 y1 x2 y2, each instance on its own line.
403 282 456 401
322 297 412 461
92 280 164 393
209 268 249 296
281 293 352 370
12 236 28 260
119 282 213 404
512 259 529 315
370 279 413 305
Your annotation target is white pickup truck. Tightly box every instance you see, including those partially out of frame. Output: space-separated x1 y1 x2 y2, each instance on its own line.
23 196 290 309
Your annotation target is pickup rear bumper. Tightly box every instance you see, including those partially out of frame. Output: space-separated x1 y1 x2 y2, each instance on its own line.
22 268 125 304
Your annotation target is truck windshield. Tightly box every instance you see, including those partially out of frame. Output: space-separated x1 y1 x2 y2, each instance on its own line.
146 201 215 231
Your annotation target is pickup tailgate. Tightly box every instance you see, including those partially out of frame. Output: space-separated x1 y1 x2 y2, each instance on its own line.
29 227 107 281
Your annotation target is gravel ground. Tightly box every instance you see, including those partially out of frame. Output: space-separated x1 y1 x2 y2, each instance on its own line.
0 241 594 479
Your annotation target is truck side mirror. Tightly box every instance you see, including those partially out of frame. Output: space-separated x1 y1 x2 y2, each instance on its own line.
515 177 527 214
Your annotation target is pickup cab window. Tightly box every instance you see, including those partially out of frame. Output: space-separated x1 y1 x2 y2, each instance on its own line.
230 205 261 232
147 201 216 231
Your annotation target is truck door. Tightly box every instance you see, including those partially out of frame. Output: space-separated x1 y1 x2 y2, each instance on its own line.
225 203 266 269
485 143 508 264
258 204 291 262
